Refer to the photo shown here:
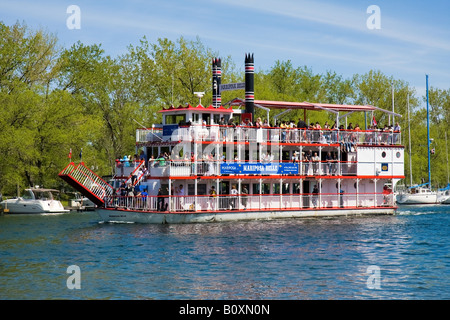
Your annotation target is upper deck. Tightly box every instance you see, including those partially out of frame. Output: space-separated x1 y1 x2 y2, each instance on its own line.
136 124 401 146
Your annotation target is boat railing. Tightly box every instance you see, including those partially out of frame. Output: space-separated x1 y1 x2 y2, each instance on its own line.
147 159 357 177
103 191 395 212
137 125 401 146
115 160 146 178
69 164 114 200
136 127 163 143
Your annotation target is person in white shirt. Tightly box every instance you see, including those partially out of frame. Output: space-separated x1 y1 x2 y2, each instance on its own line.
312 152 320 175
230 185 238 210
175 185 185 210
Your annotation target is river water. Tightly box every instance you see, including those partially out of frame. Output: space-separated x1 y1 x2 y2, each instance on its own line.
0 205 449 300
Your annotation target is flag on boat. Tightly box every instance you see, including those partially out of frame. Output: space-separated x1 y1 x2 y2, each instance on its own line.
372 116 377 127
69 148 72 159
79 148 82 161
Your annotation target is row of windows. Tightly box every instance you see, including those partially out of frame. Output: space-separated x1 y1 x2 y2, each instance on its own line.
161 181 354 196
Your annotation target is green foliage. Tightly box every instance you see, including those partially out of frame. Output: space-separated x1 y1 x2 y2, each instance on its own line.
0 21 449 195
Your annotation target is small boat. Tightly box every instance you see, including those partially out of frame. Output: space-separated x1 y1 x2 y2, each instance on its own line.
396 75 442 205
396 184 442 204
438 184 450 204
69 192 97 211
0 188 69 214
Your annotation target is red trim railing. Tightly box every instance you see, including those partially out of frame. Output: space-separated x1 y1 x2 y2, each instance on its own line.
137 125 402 146
103 192 394 212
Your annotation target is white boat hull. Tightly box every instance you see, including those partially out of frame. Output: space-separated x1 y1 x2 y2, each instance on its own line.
97 207 396 224
396 193 440 205
1 199 69 214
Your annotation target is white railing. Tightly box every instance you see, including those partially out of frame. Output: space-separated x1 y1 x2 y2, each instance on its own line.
115 160 145 177
146 160 357 177
137 126 402 146
103 192 395 212
67 163 114 200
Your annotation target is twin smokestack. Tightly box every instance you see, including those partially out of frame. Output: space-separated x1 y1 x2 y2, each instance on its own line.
212 53 254 121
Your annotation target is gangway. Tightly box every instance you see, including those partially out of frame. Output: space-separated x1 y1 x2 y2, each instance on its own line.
59 162 114 206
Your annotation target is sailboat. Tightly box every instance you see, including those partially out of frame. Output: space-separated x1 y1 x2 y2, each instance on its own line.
438 132 450 204
396 75 442 205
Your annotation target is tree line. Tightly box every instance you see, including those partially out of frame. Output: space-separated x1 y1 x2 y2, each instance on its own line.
0 21 449 195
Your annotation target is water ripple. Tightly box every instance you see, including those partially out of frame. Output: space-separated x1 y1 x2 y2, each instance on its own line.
1 207 449 299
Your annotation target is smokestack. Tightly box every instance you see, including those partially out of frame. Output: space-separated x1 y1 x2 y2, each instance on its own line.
212 58 222 107
245 53 254 120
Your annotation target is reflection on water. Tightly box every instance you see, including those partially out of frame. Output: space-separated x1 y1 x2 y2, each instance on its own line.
0 206 449 299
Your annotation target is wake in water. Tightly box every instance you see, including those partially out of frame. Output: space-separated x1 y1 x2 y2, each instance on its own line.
397 204 450 216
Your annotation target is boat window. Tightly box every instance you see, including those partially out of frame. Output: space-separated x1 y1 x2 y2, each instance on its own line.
22 190 34 200
193 113 200 122
272 184 280 195
262 183 270 195
252 183 260 195
166 114 186 125
197 184 206 195
282 183 290 194
382 151 387 158
293 183 300 194
202 113 210 124
187 184 206 195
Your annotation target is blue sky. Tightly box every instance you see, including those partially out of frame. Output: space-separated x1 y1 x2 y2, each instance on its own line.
1 0 449 100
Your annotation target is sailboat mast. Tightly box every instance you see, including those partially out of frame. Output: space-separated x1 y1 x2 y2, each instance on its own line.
446 131 449 185
407 94 413 186
426 75 431 188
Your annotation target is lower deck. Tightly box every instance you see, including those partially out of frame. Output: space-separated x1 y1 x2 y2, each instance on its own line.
97 206 396 224
106 177 395 213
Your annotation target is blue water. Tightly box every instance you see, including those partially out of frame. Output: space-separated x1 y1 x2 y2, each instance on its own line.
0 205 449 300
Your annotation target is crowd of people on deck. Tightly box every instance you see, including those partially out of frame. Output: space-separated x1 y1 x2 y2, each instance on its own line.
211 116 401 146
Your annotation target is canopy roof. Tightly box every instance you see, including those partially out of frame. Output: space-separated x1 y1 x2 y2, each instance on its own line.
227 98 402 117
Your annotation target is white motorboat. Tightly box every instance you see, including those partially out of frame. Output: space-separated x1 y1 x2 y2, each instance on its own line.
0 188 69 214
69 192 97 211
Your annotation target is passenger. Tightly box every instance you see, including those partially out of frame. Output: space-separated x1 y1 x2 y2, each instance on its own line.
312 185 319 208
241 186 248 209
331 123 338 143
312 152 320 175
323 121 331 143
393 122 401 144
331 152 338 175
230 185 238 210
157 188 164 211
209 186 217 210
292 151 299 163
280 121 287 142
303 150 312 175
325 151 333 175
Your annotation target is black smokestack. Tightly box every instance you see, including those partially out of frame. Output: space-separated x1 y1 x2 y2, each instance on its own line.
245 53 254 120
212 58 222 107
